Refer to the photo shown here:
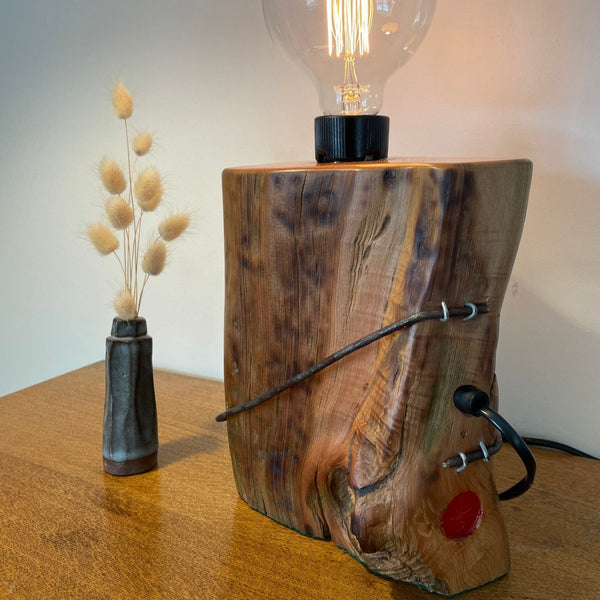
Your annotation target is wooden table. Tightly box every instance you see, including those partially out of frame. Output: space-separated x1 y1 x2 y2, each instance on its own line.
1 363 598 599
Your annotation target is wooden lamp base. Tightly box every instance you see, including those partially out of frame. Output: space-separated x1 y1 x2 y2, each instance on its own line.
222 159 532 595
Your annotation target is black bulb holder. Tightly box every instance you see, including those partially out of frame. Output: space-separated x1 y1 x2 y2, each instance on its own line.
315 115 390 163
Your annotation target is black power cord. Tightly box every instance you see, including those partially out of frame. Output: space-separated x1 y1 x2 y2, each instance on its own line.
517 437 598 461
216 302 488 422
216 300 597 499
453 385 536 501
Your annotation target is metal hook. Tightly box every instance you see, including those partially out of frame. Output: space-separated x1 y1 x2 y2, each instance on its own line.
442 436 502 470
452 385 536 500
456 452 469 473
463 302 478 321
479 440 490 462
440 301 450 323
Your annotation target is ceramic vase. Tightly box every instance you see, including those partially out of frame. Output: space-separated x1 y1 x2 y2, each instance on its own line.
102 317 158 476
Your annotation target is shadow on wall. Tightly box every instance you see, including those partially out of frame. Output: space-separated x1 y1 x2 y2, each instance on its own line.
516 172 600 334
490 128 600 456
497 277 600 457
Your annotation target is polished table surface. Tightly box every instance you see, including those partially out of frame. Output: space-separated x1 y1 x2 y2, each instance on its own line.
1 362 598 599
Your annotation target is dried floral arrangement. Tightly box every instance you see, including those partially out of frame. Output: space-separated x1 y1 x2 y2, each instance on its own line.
87 83 190 320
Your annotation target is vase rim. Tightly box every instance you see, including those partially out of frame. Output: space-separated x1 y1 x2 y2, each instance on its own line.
111 317 148 338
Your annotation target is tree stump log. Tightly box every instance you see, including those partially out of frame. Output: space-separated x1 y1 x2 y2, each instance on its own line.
222 159 532 595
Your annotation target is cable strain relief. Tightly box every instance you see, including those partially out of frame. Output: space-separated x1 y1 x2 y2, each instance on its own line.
453 385 491 416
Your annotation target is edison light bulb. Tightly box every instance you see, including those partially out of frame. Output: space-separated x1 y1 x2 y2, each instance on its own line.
262 0 436 117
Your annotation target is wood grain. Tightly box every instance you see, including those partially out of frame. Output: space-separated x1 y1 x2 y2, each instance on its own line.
0 364 599 599
222 160 533 594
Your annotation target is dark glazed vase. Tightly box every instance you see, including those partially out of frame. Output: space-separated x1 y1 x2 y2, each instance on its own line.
103 317 158 476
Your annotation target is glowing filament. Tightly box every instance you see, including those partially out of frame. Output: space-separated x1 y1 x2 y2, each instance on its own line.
327 0 373 58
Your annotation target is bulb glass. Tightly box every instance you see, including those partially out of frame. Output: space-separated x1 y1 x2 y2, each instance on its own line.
263 0 436 115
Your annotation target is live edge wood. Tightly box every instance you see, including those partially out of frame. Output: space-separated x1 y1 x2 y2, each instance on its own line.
1 364 599 600
222 159 533 595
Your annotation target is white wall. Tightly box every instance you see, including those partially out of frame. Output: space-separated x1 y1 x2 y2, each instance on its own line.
1 1 598 455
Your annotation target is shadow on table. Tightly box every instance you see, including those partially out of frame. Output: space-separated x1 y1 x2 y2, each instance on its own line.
158 433 223 468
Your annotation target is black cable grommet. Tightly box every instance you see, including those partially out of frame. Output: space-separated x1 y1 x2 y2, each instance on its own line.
453 385 536 500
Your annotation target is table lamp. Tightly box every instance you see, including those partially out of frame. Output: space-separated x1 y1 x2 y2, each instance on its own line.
220 1 533 595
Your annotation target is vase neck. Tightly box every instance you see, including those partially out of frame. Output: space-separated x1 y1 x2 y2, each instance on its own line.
111 317 147 338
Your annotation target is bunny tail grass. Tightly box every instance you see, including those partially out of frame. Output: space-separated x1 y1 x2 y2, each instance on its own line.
113 289 138 320
134 167 163 212
112 83 133 119
106 196 134 230
142 239 167 276
87 223 119 255
100 158 127 195
133 131 153 156
159 213 190 241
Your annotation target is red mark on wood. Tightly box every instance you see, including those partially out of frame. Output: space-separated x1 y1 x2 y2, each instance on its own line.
441 490 483 540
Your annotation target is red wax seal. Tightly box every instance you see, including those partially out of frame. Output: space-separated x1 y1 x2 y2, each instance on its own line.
440 490 483 540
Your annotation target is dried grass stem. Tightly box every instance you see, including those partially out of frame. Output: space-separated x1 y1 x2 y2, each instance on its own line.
88 82 189 321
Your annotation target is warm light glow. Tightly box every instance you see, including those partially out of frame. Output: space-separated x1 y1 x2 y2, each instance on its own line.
327 0 373 58
381 21 399 35
262 0 436 116
327 0 374 114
